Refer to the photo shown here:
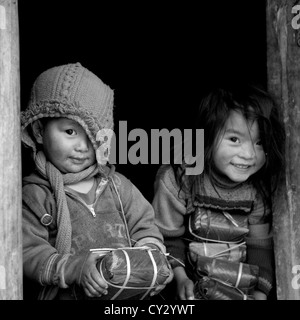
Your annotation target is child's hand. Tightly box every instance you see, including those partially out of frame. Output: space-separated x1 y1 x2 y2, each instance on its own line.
79 252 108 298
177 277 194 300
253 290 267 300
174 266 195 300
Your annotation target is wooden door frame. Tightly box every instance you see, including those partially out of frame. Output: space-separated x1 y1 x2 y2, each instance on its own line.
266 0 300 300
0 0 22 300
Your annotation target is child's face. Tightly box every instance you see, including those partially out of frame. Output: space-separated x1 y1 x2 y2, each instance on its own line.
212 110 266 183
41 118 96 173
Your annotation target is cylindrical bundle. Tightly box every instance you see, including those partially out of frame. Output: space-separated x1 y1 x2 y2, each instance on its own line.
189 241 247 263
96 248 172 300
194 277 255 300
195 255 259 289
190 208 249 242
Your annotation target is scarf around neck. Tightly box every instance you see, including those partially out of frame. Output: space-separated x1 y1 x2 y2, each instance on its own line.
35 151 99 254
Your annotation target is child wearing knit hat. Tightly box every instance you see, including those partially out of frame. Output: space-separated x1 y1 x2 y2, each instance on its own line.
21 62 172 300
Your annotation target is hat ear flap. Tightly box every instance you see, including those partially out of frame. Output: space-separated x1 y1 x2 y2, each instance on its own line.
31 120 44 145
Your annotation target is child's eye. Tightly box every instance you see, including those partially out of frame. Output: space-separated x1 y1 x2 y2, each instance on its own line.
256 140 262 146
230 137 239 143
65 129 76 135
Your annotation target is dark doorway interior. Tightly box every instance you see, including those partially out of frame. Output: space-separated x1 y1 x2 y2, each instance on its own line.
18 1 267 201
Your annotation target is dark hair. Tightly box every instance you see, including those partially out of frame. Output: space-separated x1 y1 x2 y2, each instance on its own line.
173 84 285 211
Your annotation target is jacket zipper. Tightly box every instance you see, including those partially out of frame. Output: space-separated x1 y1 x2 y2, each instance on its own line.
64 178 109 218
65 192 96 217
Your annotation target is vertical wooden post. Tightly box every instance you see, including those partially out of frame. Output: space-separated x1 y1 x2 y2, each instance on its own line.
266 0 300 300
0 0 22 299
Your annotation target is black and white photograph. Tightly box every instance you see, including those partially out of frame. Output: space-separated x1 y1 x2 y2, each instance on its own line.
0 0 299 307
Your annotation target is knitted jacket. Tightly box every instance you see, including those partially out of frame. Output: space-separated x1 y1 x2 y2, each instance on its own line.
22 164 165 299
152 165 274 296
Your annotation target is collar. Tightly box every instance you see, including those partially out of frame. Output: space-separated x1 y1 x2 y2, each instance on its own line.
187 172 256 213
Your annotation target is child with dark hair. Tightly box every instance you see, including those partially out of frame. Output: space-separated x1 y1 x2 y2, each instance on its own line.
152 85 285 300
21 62 172 300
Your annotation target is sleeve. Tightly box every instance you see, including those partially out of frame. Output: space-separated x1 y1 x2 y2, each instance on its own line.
112 173 166 253
246 191 274 296
22 184 87 290
152 165 188 268
22 183 59 285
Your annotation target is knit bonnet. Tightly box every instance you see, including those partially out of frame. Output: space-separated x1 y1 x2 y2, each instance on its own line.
21 62 114 169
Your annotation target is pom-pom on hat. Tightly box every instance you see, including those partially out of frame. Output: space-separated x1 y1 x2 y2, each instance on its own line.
21 62 114 167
